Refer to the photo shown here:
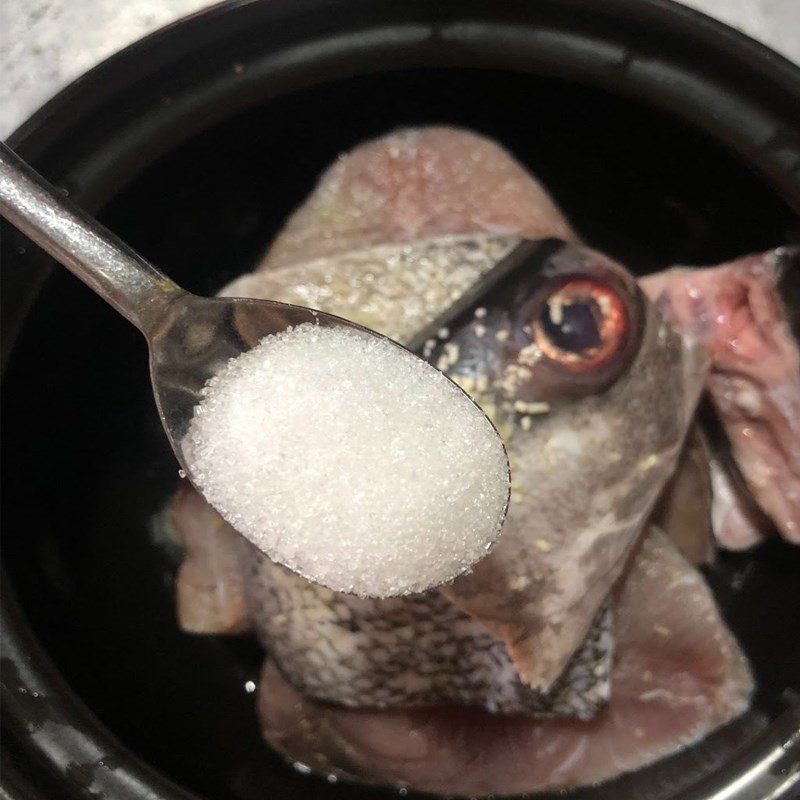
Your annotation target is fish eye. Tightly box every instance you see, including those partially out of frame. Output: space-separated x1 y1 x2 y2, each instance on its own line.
533 279 629 371
504 244 645 398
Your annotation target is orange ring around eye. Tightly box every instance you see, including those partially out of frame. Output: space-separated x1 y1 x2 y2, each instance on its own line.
532 279 629 371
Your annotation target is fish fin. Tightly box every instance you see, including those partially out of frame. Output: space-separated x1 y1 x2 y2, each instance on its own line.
650 424 716 565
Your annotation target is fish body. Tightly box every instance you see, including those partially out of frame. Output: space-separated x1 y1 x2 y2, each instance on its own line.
167 127 800 795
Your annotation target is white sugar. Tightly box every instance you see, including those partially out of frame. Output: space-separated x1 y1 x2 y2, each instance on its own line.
184 323 509 597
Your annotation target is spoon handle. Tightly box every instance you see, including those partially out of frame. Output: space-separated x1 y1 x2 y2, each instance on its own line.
0 142 185 334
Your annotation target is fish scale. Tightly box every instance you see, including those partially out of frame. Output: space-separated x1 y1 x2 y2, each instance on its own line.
246 541 614 719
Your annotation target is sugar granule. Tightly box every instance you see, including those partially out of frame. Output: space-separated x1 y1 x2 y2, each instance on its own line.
184 323 509 597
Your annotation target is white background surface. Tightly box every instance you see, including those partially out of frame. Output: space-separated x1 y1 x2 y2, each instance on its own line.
1 0 799 139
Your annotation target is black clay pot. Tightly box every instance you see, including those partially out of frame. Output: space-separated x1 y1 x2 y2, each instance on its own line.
1 1 799 799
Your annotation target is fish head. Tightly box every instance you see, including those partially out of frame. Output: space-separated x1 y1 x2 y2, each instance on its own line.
434 240 710 688
433 239 709 505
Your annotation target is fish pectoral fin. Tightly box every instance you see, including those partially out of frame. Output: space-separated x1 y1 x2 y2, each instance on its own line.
650 423 716 565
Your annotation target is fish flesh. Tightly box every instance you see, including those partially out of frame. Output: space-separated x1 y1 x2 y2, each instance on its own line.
642 253 800 546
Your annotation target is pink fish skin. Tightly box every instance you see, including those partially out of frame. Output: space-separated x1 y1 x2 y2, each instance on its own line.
258 126 577 270
641 253 800 546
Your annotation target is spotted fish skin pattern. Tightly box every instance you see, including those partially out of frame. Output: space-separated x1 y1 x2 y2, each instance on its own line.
245 543 613 720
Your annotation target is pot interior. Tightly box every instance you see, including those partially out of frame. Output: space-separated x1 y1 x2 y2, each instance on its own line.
2 65 800 800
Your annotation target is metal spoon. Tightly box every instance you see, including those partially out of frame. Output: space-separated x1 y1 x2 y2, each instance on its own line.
0 143 510 593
